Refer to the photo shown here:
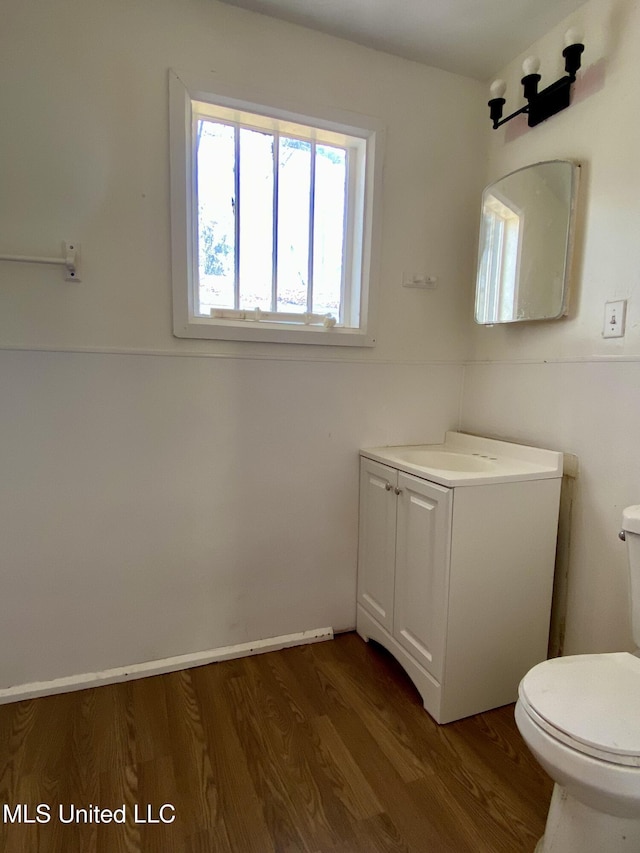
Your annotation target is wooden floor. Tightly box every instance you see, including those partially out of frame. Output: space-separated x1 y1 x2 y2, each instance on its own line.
0 632 552 852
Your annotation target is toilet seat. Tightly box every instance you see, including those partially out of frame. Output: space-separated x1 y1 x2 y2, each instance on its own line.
519 652 640 767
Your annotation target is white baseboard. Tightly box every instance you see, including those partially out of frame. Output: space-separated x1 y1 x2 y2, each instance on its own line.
0 627 334 705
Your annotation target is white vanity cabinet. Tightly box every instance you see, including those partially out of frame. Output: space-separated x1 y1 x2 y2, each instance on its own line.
356 433 563 724
358 460 452 684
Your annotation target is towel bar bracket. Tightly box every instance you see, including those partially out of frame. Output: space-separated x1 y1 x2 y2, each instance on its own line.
62 242 80 281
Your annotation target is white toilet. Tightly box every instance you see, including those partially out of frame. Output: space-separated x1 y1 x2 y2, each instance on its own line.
515 505 640 852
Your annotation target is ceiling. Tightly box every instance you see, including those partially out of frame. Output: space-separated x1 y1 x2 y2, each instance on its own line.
216 0 589 81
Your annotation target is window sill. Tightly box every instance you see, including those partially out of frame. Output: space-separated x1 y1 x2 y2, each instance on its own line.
173 317 376 347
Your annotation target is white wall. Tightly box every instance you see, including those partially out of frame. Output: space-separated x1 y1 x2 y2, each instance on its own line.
463 0 640 654
0 0 486 688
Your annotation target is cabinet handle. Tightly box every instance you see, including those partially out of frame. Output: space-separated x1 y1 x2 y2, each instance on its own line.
385 482 392 491
394 486 403 495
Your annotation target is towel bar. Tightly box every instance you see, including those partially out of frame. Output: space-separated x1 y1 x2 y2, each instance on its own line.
0 241 80 281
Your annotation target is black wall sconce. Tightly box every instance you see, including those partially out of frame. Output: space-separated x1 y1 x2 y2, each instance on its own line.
489 28 584 129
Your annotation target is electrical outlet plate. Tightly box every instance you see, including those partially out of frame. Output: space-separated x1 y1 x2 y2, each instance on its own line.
603 300 626 338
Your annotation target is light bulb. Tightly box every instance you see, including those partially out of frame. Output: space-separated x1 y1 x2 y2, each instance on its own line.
522 55 541 76
489 79 506 99
564 27 583 47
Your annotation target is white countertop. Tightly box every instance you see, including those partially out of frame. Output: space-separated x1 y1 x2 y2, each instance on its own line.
361 431 563 487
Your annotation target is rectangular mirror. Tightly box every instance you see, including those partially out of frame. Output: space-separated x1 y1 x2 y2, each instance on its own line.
475 160 579 324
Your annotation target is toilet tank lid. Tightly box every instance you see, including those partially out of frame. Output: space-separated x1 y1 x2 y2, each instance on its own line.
623 505 640 534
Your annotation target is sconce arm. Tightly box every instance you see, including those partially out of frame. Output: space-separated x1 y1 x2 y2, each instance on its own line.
490 102 529 130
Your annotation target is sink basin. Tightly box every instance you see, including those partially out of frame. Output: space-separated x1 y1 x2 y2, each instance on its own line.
361 432 563 486
392 449 495 472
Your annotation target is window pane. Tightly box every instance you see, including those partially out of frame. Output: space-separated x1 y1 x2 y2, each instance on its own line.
313 145 346 318
239 128 274 311
196 120 236 314
277 138 311 314
195 125 347 321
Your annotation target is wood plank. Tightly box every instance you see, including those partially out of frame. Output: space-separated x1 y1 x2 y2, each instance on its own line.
190 664 276 853
161 669 223 840
310 714 383 821
225 661 340 851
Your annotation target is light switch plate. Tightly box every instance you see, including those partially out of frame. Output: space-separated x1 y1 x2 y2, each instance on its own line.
603 300 626 338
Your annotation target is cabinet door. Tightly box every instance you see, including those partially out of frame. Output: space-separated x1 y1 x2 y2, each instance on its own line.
357 459 397 632
393 473 452 682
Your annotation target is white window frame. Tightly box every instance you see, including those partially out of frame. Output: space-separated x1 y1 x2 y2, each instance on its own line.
169 70 384 346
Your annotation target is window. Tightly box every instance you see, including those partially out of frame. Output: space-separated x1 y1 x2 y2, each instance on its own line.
169 70 384 346
476 193 522 323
